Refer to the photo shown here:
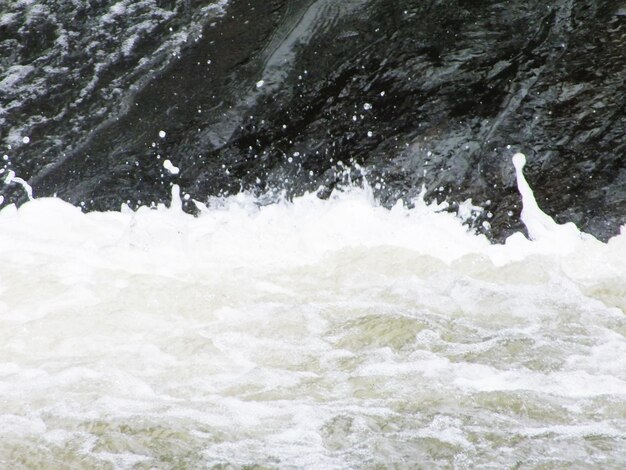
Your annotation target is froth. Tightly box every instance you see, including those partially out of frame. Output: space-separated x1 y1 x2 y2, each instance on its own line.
0 162 625 468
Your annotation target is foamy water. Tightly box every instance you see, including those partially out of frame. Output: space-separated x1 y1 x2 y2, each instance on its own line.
0 156 625 469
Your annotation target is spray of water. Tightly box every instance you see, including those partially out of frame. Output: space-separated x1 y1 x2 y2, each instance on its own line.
0 154 624 469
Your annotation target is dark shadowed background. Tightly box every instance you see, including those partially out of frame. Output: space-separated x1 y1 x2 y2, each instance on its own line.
1 0 624 241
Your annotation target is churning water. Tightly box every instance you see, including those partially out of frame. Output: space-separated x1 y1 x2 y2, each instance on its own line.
0 155 625 469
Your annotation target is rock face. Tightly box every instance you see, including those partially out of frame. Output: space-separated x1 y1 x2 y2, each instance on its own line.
1 0 625 241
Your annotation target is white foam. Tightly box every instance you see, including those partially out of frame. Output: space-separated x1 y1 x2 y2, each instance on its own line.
0 157 624 468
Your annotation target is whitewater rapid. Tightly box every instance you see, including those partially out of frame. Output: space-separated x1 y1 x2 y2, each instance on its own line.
0 155 625 468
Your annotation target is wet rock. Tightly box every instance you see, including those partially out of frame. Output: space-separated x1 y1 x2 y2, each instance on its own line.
1 0 624 241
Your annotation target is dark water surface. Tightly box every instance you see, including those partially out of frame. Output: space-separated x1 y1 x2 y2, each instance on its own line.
1 0 625 238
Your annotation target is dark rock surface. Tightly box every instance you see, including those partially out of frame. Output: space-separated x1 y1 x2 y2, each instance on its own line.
1 0 625 241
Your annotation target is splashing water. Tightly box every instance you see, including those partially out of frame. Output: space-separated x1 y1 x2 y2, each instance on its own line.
512 152 589 243
0 154 624 469
2 170 33 201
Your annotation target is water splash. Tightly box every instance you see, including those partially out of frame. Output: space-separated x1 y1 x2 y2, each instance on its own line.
512 152 594 243
0 154 624 469
3 169 33 200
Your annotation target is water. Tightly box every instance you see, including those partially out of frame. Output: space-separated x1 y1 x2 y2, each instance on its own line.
0 156 625 469
0 0 228 188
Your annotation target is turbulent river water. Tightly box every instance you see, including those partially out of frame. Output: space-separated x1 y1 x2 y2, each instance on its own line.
0 154 625 469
